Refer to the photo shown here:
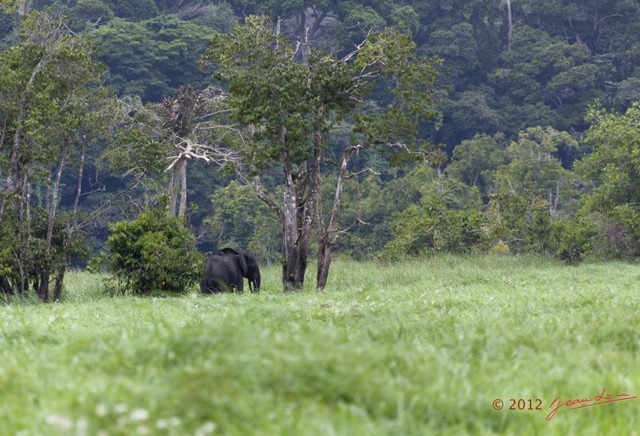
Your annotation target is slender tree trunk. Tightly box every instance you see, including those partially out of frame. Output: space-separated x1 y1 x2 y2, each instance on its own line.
280 148 323 292
17 172 30 295
179 158 187 216
46 141 67 253
282 169 301 291
167 167 177 217
505 0 513 51
282 154 310 291
18 1 33 16
54 142 87 302
281 106 325 292
36 265 50 302
316 236 332 291
167 156 187 217
316 145 361 290
38 140 68 301
52 265 65 302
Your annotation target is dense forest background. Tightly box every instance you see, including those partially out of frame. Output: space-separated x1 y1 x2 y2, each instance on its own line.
1 0 640 296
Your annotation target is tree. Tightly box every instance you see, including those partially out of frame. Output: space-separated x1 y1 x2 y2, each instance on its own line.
102 0 159 21
0 11 120 300
576 102 640 257
446 133 508 198
111 84 236 219
104 207 202 295
490 127 578 254
491 25 607 133
383 171 488 256
202 15 440 291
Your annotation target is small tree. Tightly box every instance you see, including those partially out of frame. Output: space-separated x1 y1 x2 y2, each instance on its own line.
104 207 202 295
489 127 578 254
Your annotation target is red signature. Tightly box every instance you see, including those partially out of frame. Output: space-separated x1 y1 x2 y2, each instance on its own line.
546 388 637 421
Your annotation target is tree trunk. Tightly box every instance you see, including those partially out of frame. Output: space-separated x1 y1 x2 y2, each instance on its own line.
179 158 188 216
316 234 333 291
37 140 69 301
316 145 358 290
505 0 513 52
52 265 65 302
282 172 301 291
36 265 50 302
280 145 323 292
167 156 187 217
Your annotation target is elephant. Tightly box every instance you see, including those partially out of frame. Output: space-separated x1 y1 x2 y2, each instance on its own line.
200 247 261 294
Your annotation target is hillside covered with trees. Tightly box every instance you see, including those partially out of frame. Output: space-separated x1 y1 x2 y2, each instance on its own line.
1 0 639 296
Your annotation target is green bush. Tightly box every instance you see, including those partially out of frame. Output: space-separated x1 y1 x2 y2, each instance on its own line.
103 208 202 295
384 187 490 257
549 218 594 264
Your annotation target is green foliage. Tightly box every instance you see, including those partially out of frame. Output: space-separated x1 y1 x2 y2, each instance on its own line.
446 133 508 197
107 126 168 176
0 11 119 299
337 170 424 257
104 208 202 294
66 0 116 32
207 181 281 262
489 127 578 254
91 15 217 101
4 0 640 267
103 0 159 20
491 25 608 133
384 175 489 256
203 15 441 289
204 15 315 167
576 102 640 258
0 206 81 295
549 218 595 264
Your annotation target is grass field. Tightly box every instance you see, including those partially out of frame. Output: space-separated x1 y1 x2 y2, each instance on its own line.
1 255 639 435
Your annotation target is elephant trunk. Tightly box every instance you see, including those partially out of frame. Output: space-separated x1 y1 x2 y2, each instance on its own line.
251 270 261 293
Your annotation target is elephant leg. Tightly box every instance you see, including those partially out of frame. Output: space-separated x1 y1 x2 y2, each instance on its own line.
213 278 229 293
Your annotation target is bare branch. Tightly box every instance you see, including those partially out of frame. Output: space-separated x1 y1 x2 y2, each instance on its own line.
345 167 381 179
165 137 242 171
331 217 370 243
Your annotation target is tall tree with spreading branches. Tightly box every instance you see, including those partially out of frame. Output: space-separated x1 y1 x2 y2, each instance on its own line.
202 15 441 291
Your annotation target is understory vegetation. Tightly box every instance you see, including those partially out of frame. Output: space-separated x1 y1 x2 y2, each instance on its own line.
1 256 638 434
3 1 640 296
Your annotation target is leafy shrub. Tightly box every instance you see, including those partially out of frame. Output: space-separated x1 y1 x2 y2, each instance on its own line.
549 219 593 264
103 208 202 295
575 207 640 260
383 181 490 257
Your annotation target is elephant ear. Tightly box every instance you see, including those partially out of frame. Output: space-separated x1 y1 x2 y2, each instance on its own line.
220 247 238 256
236 248 249 276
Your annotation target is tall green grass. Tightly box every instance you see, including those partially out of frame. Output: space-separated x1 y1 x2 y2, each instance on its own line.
1 255 638 435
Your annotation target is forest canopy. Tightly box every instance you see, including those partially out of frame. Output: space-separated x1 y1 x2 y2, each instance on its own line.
1 0 640 296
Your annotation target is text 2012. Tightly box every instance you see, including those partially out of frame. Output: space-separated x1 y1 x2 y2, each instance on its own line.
509 399 542 410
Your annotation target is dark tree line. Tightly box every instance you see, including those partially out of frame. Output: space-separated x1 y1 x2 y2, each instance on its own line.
1 0 640 298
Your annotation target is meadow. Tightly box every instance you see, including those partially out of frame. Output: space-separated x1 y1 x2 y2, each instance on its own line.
0 255 638 435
